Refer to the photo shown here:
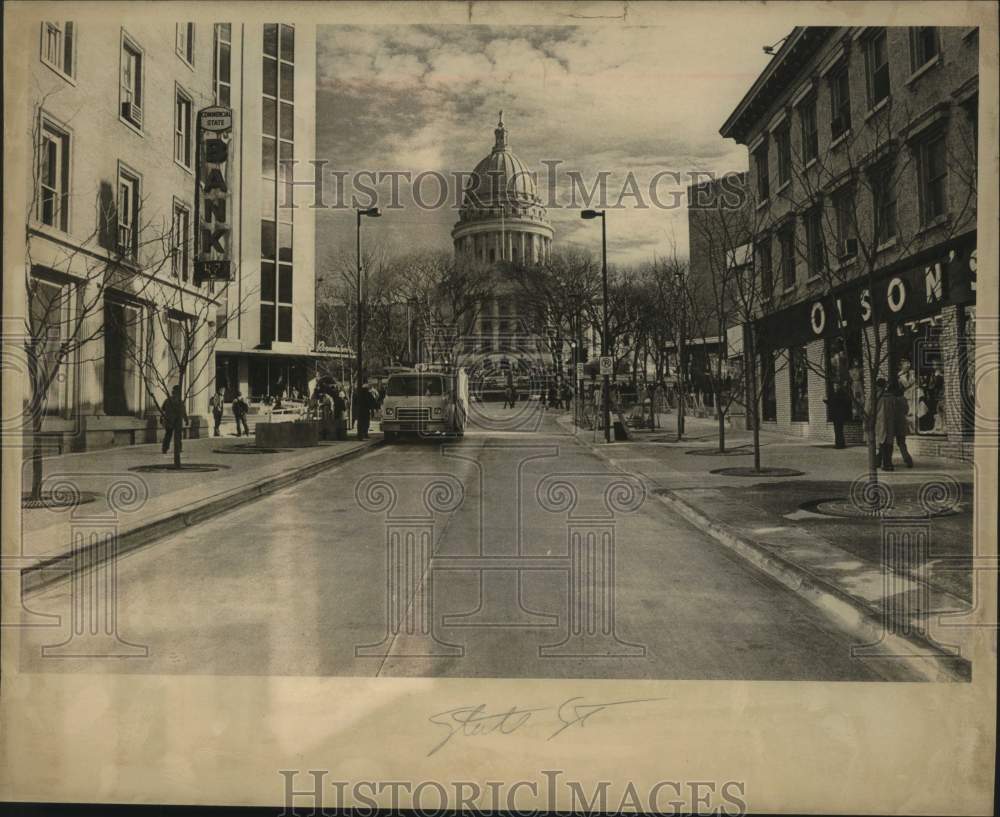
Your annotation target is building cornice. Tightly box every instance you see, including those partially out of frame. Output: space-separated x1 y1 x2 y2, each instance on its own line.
720 27 838 145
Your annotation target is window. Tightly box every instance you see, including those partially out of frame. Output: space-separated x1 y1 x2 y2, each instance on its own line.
799 96 818 164
103 299 142 416
779 225 796 290
833 186 856 258
38 119 70 231
213 24 232 106
174 88 193 168
176 23 194 65
120 35 143 127
171 202 190 280
760 351 777 422
918 132 947 224
789 345 810 421
829 64 851 139
805 207 825 275
776 125 791 187
910 27 939 72
755 237 773 297
871 161 898 244
117 168 139 258
864 29 890 107
754 141 769 200
825 332 863 421
28 277 70 416
41 22 75 78
261 24 295 346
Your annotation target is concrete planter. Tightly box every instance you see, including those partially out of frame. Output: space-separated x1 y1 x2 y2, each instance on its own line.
255 419 321 448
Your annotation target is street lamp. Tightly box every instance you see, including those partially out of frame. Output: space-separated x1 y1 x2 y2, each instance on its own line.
674 266 686 440
581 208 611 443
356 205 381 421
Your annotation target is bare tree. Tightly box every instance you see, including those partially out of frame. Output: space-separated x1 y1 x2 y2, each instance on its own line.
23 99 173 502
776 94 978 483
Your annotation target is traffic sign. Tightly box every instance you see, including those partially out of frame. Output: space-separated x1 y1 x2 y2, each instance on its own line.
599 356 613 376
576 363 584 380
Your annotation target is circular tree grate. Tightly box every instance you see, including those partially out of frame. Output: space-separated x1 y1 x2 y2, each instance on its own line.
686 446 753 457
213 445 288 454
710 466 805 477
801 497 961 519
21 490 99 510
129 463 231 473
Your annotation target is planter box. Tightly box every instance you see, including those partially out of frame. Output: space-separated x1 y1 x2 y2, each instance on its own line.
255 420 321 448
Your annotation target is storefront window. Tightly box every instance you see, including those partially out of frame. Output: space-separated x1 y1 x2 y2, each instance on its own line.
825 331 863 421
760 351 777 422
960 306 976 433
789 345 810 421
892 316 944 435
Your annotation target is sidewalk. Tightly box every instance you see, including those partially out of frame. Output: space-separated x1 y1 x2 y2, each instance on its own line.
559 411 976 681
16 428 382 594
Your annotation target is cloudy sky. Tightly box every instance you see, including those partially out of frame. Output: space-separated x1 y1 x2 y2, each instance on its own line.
315 19 790 268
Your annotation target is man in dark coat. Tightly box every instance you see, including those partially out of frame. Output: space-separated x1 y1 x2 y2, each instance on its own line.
824 384 852 449
161 385 188 455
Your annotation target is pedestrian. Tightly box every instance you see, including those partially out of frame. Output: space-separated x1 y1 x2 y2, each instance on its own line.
356 383 373 440
209 388 225 437
824 383 851 449
232 390 250 437
503 383 516 408
891 379 915 468
160 385 188 456
333 388 347 440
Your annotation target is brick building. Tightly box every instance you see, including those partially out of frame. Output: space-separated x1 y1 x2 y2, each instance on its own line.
719 26 978 459
13 16 322 452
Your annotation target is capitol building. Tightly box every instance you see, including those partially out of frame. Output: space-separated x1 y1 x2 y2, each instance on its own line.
451 113 562 378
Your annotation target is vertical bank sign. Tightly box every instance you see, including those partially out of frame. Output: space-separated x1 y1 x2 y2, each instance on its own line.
194 106 233 283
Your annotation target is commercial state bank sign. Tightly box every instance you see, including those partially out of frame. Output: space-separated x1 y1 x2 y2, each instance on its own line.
194 106 233 283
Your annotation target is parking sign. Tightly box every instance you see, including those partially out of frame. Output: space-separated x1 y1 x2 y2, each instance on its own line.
600 356 613 375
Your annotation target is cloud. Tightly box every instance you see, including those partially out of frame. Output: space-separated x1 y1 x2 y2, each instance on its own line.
315 21 788 266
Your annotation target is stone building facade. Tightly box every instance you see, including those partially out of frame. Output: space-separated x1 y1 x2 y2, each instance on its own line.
719 26 978 459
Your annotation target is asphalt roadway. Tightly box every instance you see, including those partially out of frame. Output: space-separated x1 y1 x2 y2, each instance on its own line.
19 404 896 680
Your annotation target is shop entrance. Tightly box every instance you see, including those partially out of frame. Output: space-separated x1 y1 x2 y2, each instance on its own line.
891 316 945 435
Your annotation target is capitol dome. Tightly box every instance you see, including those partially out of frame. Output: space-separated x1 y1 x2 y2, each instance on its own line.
452 112 553 266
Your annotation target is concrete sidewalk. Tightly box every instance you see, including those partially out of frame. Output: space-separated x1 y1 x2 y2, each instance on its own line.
16 429 383 594
559 411 976 681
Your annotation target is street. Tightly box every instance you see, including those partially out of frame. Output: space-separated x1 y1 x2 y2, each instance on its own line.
20 407 895 681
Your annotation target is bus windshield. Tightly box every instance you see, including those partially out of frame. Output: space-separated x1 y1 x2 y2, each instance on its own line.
386 375 445 397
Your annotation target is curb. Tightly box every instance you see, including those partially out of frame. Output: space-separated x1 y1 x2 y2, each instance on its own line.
21 438 384 596
570 430 972 683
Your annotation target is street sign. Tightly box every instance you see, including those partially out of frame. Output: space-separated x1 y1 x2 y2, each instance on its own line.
599 356 613 376
576 363 584 380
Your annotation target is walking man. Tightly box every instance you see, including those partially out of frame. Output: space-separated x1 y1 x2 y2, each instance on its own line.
209 388 225 437
356 383 373 440
161 385 187 456
232 390 250 437
824 384 852 449
891 380 915 468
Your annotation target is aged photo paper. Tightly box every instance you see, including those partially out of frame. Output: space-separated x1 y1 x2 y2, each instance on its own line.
2 0 997 813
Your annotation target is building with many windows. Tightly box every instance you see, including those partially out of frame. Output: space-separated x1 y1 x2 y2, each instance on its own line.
719 26 978 458
212 23 325 403
15 18 321 452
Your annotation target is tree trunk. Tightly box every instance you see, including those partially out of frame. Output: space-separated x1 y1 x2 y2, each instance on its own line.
717 402 726 453
31 411 44 500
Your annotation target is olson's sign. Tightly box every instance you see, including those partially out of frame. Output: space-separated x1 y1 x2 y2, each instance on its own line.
194 106 234 283
755 243 977 349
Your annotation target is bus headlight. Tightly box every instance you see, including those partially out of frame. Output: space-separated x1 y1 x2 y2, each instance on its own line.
383 407 395 418
431 406 443 418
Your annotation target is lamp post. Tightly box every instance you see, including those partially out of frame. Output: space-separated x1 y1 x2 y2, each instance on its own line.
675 266 686 440
581 209 610 443
356 206 381 418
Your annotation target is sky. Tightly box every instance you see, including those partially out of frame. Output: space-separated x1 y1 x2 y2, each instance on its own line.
314 19 791 269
